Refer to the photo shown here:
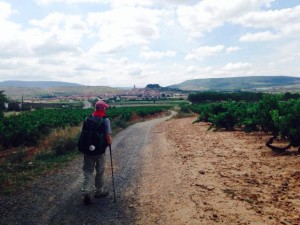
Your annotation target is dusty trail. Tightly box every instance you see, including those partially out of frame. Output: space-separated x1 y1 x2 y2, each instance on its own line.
0 114 299 225
134 116 300 225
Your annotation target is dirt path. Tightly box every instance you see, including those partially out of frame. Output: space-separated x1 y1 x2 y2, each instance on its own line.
134 116 300 225
0 114 299 225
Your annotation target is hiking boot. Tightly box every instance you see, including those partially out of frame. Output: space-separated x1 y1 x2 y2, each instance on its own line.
95 189 109 198
83 193 92 205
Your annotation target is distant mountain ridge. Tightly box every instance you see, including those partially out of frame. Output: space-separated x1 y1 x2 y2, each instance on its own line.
168 76 300 91
0 80 122 100
0 80 83 88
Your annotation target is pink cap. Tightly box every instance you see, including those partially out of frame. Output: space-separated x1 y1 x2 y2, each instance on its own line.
95 100 109 109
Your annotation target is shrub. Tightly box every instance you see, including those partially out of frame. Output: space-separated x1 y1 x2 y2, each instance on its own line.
52 136 78 156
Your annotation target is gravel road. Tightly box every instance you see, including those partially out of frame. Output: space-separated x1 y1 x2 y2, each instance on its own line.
0 112 175 225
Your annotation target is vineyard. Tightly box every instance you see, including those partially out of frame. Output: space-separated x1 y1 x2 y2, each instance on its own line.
188 93 300 153
0 105 170 151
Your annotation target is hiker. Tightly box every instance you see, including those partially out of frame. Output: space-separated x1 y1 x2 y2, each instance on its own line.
78 100 112 204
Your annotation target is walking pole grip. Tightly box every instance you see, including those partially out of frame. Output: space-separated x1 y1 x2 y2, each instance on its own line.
109 145 116 202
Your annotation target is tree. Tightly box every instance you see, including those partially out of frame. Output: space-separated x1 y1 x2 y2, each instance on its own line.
0 90 8 118
146 84 161 89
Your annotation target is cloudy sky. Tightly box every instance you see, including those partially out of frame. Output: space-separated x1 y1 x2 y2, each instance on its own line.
0 0 300 87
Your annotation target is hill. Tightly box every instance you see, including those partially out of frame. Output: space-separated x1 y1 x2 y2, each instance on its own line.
0 80 123 100
0 80 82 88
168 76 300 92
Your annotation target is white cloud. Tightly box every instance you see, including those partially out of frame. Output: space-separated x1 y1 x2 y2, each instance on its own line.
139 47 176 60
35 0 106 5
187 62 254 78
177 0 275 38
186 65 213 74
93 57 159 86
35 0 153 7
240 31 280 42
30 12 88 46
87 7 163 54
226 46 241 53
106 57 144 76
185 45 224 61
0 2 24 58
110 0 153 8
222 62 252 71
35 0 200 7
1 10 89 59
0 1 15 19
161 0 197 5
234 5 300 41
281 22 300 36
232 5 300 29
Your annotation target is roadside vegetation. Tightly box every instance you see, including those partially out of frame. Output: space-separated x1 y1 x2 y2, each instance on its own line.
188 92 300 153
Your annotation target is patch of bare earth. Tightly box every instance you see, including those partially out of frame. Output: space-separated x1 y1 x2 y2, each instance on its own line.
134 116 300 225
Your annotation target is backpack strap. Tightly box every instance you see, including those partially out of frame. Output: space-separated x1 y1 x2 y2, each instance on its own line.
96 117 104 130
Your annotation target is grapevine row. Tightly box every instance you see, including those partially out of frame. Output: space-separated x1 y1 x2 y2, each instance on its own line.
0 106 170 150
191 95 300 153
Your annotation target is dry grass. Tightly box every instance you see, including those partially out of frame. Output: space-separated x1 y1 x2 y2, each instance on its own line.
39 126 81 149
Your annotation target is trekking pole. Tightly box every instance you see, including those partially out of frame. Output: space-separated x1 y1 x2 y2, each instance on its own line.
109 145 116 202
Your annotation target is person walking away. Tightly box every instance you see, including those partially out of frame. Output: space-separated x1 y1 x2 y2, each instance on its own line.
78 100 112 205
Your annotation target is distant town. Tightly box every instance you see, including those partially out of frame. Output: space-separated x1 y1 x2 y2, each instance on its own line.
3 84 189 110
110 84 188 101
